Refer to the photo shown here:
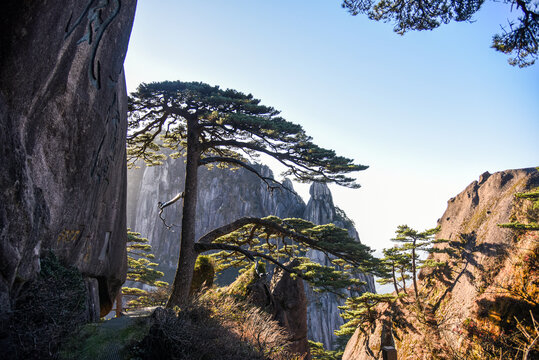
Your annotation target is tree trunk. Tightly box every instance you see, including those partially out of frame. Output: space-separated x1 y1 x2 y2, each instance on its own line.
115 290 123 317
167 117 200 308
401 267 406 291
391 264 399 295
411 239 419 299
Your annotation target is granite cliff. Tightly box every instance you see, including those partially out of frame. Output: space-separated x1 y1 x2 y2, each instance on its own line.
343 168 539 359
127 159 375 349
0 0 137 319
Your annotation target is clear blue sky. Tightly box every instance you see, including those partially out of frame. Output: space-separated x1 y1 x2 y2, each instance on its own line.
124 0 539 257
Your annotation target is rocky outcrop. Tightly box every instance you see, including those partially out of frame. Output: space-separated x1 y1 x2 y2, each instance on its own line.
228 261 311 359
127 159 375 349
342 168 539 359
271 259 311 359
0 1 137 317
342 304 395 360
303 183 375 349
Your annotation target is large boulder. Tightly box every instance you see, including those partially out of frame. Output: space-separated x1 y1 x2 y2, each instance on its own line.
0 0 137 317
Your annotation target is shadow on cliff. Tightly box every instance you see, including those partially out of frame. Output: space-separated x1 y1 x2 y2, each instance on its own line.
431 231 509 312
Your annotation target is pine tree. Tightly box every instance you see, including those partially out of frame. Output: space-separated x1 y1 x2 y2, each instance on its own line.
127 80 370 307
205 216 376 295
122 230 169 310
335 292 395 337
341 0 539 67
391 225 440 299
376 246 411 295
499 188 539 231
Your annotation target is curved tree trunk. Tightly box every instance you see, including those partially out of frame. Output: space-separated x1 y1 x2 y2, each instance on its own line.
167 117 200 308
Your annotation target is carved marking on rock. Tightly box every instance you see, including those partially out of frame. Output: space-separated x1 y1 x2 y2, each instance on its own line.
64 0 122 89
90 93 120 181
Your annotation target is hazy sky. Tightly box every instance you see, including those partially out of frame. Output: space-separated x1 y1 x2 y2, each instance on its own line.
124 0 539 256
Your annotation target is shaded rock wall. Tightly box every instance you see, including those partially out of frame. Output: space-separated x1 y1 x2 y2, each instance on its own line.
127 159 375 349
0 0 137 317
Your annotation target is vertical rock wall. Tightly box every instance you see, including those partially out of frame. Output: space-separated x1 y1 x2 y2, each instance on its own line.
127 160 305 276
127 159 375 349
303 183 376 349
0 0 137 317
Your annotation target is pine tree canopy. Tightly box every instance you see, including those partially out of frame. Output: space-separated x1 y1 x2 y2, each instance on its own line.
498 187 539 230
341 0 539 67
336 292 395 337
196 216 376 295
127 80 367 188
123 231 169 309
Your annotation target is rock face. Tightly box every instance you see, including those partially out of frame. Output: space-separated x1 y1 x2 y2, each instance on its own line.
128 161 305 275
303 183 375 349
0 1 137 317
127 159 375 349
228 261 311 359
342 168 539 360
271 259 311 359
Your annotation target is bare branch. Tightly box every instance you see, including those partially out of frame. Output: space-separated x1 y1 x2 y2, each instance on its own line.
157 192 184 231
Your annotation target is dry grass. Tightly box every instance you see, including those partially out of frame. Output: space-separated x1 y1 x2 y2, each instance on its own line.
130 290 300 360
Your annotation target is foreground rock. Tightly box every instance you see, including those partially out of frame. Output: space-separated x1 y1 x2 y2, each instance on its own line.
228 262 311 359
271 260 311 359
343 168 539 359
0 1 137 318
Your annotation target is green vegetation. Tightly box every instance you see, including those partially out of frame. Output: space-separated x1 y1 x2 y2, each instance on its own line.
190 255 216 296
309 340 343 360
499 187 539 231
376 246 412 295
122 230 169 310
130 290 296 360
60 317 150 360
7 254 88 359
127 80 369 307
336 292 395 337
227 263 266 300
204 216 376 297
389 225 442 299
341 0 539 67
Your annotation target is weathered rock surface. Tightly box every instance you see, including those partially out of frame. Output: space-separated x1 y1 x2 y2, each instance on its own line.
271 259 311 359
128 160 305 275
342 168 539 360
303 183 375 349
0 0 136 317
127 159 375 349
228 260 311 359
